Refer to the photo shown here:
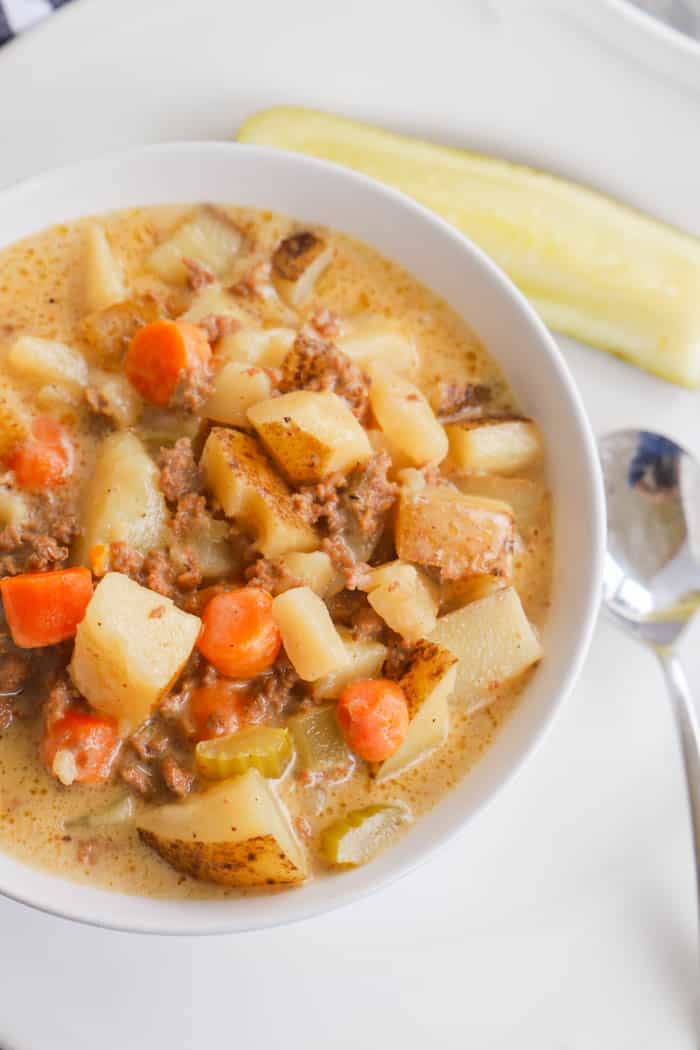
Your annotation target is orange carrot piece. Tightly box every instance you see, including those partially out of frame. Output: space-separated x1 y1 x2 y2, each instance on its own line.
0 567 93 648
336 678 409 762
9 417 74 490
42 707 120 785
197 587 281 678
124 319 211 406
188 680 259 742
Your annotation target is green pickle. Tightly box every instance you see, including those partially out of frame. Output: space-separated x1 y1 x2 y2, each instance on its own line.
196 726 293 780
288 703 351 772
320 804 409 868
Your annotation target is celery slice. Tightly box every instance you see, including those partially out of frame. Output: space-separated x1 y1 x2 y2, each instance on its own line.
196 726 292 780
288 703 351 772
238 107 700 388
319 804 409 867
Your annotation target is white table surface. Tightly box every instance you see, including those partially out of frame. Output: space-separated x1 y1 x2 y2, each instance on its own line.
1 1 700 1047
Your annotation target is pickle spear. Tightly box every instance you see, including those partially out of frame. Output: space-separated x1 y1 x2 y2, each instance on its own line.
238 107 700 388
320 804 409 867
196 725 292 780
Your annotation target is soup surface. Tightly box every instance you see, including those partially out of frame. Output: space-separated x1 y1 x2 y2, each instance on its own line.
0 205 552 897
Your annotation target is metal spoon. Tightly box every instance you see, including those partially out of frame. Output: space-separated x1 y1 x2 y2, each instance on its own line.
600 429 700 916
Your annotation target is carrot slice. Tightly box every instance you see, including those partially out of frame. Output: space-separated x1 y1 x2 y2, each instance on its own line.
188 680 258 742
197 587 281 678
9 417 74 490
336 678 409 762
0 567 93 648
42 707 120 785
125 319 211 406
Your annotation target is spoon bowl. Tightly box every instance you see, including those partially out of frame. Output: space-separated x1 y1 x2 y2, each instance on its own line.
600 429 700 647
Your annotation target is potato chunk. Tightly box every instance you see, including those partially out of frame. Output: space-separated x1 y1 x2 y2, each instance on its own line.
362 561 439 643
0 377 30 458
84 224 125 312
70 572 201 729
376 641 456 781
447 416 542 474
0 487 28 528
277 550 342 597
218 326 296 367
201 428 318 557
271 586 349 681
368 362 447 466
396 485 514 580
138 769 307 886
180 282 251 327
429 587 543 710
148 208 242 285
248 390 372 484
8 337 88 395
204 362 272 426
336 316 418 373
272 232 333 306
75 431 167 564
455 474 544 536
312 630 387 701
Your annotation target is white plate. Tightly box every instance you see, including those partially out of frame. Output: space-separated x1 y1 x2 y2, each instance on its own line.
0 2 699 1048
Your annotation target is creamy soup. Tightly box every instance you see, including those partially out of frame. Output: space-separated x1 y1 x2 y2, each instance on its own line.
0 205 552 897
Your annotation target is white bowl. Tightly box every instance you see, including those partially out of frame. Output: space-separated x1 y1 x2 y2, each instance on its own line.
0 142 604 934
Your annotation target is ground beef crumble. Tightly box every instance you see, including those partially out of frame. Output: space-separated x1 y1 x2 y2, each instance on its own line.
0 508 79 577
244 557 302 597
382 638 416 680
182 256 215 292
434 380 492 422
158 437 201 502
161 755 195 797
279 330 369 421
321 536 371 590
344 452 397 536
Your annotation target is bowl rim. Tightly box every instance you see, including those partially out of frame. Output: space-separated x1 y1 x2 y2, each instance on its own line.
0 141 605 935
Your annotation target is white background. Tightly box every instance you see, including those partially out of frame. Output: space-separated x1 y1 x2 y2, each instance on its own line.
1 1 700 1047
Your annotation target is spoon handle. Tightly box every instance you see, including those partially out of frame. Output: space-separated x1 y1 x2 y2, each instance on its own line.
657 649 700 916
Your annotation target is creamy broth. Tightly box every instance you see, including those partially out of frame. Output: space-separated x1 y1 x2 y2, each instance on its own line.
0 206 552 898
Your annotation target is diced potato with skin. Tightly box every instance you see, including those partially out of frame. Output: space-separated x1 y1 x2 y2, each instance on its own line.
148 208 242 285
368 362 448 466
180 282 252 327
376 641 457 782
0 487 28 527
447 416 542 474
272 586 349 682
217 326 296 367
271 232 333 306
248 390 372 484
8 337 88 395
137 768 307 886
87 370 143 428
201 428 318 557
429 587 543 710
277 550 342 597
74 431 168 564
70 572 201 730
204 361 272 426
363 561 439 643
84 224 125 313
0 377 30 458
80 295 164 367
312 629 387 701
396 485 515 581
336 316 418 373
455 474 544 536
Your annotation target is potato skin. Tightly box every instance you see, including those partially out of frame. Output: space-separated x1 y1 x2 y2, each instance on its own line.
138 830 305 887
